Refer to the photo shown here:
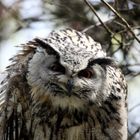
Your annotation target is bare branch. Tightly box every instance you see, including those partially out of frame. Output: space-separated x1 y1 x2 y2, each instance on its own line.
84 0 113 35
101 0 140 43
129 103 140 113
128 126 140 140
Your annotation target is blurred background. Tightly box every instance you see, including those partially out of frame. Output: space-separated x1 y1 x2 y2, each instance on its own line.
0 0 140 139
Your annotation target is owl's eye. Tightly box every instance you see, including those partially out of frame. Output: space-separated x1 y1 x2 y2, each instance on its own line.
78 68 94 78
49 63 65 74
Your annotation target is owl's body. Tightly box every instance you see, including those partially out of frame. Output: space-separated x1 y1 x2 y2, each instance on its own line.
0 28 127 140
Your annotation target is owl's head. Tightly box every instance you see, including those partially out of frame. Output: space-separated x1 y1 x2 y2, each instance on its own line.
27 28 117 110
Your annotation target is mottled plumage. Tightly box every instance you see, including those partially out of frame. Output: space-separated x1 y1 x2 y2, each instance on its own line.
0 28 127 140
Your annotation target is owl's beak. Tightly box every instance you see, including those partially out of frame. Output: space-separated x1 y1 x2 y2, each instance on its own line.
66 79 74 96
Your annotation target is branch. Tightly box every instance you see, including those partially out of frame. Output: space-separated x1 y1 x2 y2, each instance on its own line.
84 0 113 35
82 25 95 33
128 126 140 140
129 103 140 113
101 0 140 43
83 0 124 49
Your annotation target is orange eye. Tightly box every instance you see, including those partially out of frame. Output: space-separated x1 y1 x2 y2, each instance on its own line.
50 63 65 74
78 68 94 78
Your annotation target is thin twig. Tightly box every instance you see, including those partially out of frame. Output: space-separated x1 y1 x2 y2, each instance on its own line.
118 26 140 35
83 0 124 50
82 25 96 33
129 103 140 113
82 17 115 33
84 0 113 35
128 126 140 140
101 0 140 43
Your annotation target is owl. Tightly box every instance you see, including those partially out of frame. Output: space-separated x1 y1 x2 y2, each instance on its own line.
0 28 127 140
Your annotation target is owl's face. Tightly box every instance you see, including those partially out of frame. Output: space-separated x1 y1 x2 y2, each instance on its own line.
27 29 114 110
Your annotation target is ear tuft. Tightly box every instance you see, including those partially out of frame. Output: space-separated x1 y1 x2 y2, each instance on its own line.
89 57 117 67
34 38 58 55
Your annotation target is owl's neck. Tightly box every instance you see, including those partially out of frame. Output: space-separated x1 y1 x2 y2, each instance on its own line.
29 87 126 140
31 86 91 127
34 102 89 128
30 100 125 140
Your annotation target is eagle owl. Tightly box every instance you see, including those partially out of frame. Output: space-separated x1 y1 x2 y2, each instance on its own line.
0 28 127 140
